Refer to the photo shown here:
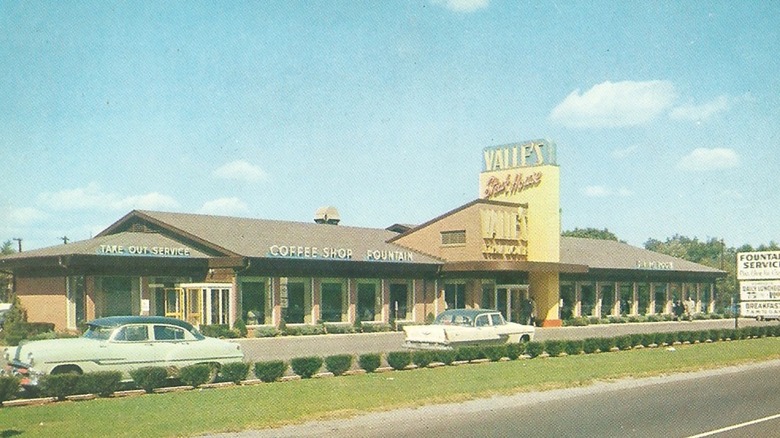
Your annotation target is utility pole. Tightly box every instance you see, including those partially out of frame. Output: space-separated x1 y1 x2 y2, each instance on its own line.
12 237 22 253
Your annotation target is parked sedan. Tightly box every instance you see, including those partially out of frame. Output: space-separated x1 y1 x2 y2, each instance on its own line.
2 316 244 386
403 309 535 350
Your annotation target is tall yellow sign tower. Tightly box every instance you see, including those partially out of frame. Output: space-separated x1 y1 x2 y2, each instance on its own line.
478 140 562 326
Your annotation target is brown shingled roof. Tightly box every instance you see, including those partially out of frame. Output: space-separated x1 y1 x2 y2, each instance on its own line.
560 236 723 274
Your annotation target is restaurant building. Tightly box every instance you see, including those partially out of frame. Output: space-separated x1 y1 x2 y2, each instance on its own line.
0 140 725 331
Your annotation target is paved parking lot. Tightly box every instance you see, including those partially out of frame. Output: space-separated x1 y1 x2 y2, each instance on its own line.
234 318 772 362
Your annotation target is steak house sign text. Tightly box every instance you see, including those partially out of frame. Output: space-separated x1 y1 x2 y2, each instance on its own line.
482 140 555 199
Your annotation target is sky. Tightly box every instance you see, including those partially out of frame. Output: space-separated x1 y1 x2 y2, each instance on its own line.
1 1 779 251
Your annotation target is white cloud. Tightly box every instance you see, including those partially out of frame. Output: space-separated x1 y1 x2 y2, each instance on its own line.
670 95 730 122
6 206 48 226
549 80 677 128
677 148 740 171
198 197 249 216
213 160 268 183
431 0 489 12
37 182 179 211
582 185 632 198
114 192 180 211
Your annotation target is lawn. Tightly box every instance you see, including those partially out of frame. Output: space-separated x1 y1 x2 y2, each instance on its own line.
2 338 780 437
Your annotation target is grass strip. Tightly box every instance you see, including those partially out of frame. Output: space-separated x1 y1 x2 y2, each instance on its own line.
2 338 780 437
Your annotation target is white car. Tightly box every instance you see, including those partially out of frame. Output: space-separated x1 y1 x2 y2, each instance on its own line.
403 309 535 350
2 316 244 386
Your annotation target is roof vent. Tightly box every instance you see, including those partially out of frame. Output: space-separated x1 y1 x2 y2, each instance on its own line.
314 206 340 225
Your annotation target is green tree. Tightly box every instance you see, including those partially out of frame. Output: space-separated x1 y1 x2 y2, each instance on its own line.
644 235 734 311
1 240 14 302
562 227 620 241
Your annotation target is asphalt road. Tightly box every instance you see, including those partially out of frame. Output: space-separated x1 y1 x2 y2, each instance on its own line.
213 359 780 438
234 318 773 362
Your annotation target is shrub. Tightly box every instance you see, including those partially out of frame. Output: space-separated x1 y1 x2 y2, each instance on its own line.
525 341 544 358
0 376 21 403
434 349 457 365
482 345 508 362
386 351 412 370
324 323 355 335
199 324 236 338
598 337 617 352
412 350 435 368
564 339 584 356
566 317 589 327
629 334 644 347
283 324 326 336
360 323 392 333
233 318 248 338
615 335 633 351
220 362 251 384
583 338 600 354
640 333 655 347
39 373 81 400
178 364 212 387
291 356 323 378
543 340 565 357
455 346 485 362
324 354 353 376
358 353 381 373
129 366 169 393
506 342 526 360
254 361 287 383
78 371 122 397
254 326 281 338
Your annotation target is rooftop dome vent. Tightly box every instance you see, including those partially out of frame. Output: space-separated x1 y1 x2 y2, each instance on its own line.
314 206 340 225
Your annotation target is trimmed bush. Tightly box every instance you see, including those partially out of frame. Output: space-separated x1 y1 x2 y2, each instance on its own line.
525 341 544 358
358 353 381 373
283 324 326 336
411 350 435 368
597 337 616 352
455 346 485 362
629 334 644 347
39 373 81 400
233 318 248 337
505 342 526 360
324 323 355 335
564 339 584 356
434 349 457 365
543 340 564 357
0 376 21 404
78 371 123 397
254 326 281 338
178 364 212 387
360 323 392 333
130 366 169 393
220 362 251 384
583 338 600 354
324 354 353 376
290 356 323 378
615 335 632 351
254 361 287 382
482 345 508 362
640 333 656 347
386 351 412 370
199 324 238 338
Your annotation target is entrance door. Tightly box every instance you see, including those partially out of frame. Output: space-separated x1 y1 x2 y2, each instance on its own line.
164 283 232 327
495 285 529 323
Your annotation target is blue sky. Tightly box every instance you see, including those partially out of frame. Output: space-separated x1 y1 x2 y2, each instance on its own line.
1 1 778 250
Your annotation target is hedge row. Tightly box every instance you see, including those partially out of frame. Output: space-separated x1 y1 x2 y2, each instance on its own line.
4 325 778 404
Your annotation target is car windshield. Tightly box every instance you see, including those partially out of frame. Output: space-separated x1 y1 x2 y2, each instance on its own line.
83 325 116 340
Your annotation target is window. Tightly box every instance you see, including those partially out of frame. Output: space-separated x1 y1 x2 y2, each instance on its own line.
357 282 378 322
154 325 185 341
285 281 307 324
390 283 410 320
475 315 490 327
441 230 466 245
114 325 148 342
321 282 344 322
242 281 266 324
445 283 466 309
490 313 504 326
